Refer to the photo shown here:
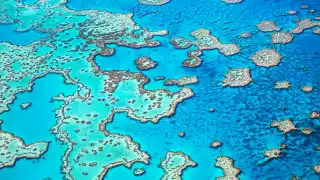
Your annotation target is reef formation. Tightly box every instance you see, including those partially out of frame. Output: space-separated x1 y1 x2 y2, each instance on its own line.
160 152 196 180
0 0 319 179
214 156 241 180
0 128 48 169
0 0 194 179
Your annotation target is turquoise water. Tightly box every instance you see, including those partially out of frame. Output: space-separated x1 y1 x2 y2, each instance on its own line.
0 0 320 180
0 74 77 180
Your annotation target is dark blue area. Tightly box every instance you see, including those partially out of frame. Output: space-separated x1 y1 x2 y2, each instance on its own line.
82 0 320 179
0 24 47 45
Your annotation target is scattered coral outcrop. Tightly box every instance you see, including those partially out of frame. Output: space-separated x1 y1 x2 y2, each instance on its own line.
271 119 297 133
271 32 293 44
170 37 192 49
139 0 170 5
290 19 320 34
191 28 240 56
183 50 203 67
210 140 222 148
257 21 281 32
264 148 282 160
310 112 320 119
164 76 199 86
135 57 158 70
20 102 32 109
134 168 146 176
222 68 252 87
221 0 243 4
250 49 282 67
275 81 291 89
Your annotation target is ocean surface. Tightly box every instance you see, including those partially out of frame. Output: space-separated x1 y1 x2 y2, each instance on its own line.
0 0 319 180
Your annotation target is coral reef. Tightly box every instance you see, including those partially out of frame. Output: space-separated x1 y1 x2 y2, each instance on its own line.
135 57 158 70
138 0 170 5
250 49 282 67
257 21 281 32
210 141 222 148
290 19 320 34
215 156 241 180
240 32 252 38
178 132 185 137
221 0 243 4
0 130 48 168
275 81 291 89
310 112 320 119
222 68 252 87
301 86 313 92
288 10 297 15
301 128 313 135
164 76 199 86
313 28 320 34
264 148 281 160
313 165 320 174
271 32 293 44
183 50 203 67
160 152 196 180
154 76 166 81
271 119 297 133
134 168 146 176
0 1 195 179
170 37 192 49
191 28 240 56
20 102 32 109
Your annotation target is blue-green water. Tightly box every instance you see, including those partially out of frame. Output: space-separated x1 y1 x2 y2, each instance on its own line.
0 0 319 180
0 74 77 179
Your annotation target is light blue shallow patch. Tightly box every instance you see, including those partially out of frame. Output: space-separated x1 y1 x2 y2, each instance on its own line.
0 74 77 180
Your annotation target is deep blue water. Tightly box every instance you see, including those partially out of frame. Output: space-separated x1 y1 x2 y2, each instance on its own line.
1 0 320 180
0 24 47 45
